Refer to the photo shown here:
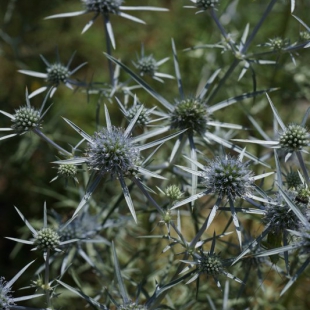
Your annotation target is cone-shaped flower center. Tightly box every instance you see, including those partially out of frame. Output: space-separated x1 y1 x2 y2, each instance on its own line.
35 227 60 250
202 155 254 199
279 124 309 151
170 97 209 135
12 106 41 134
82 0 123 14
86 127 140 177
47 63 70 84
198 253 223 275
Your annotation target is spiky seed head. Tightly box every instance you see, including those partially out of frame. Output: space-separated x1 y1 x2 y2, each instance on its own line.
285 170 302 189
35 227 60 250
202 155 254 199
118 303 147 310
82 0 123 14
164 185 184 201
136 55 158 77
47 63 70 85
59 224 82 242
170 97 210 135
197 252 223 276
279 124 309 152
11 106 41 134
196 0 219 10
57 164 77 178
86 127 140 178
127 104 150 126
0 278 15 310
263 193 302 234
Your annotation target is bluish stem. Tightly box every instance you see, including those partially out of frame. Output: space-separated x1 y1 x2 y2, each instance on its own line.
33 127 71 157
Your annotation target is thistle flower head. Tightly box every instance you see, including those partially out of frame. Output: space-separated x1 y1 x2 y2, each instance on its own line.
285 170 302 189
195 0 219 10
57 164 77 179
127 104 150 126
47 63 70 85
279 124 309 152
35 227 60 251
263 193 302 234
197 252 223 276
295 186 310 205
118 303 147 310
170 97 210 135
135 55 158 77
202 155 254 199
300 31 310 41
164 185 184 201
11 106 41 134
86 126 141 178
0 278 15 310
82 0 123 14
267 37 290 51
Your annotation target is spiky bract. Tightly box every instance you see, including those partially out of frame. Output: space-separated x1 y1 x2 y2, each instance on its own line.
170 97 209 135
0 278 15 310
82 0 123 14
279 124 309 151
202 155 254 199
35 227 60 250
11 106 41 134
86 127 140 178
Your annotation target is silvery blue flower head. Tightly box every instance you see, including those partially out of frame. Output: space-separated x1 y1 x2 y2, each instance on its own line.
202 154 254 200
45 1 168 49
132 44 174 83
172 150 273 247
0 89 50 141
184 0 219 13
0 261 43 309
54 104 182 222
6 204 77 254
18 51 87 98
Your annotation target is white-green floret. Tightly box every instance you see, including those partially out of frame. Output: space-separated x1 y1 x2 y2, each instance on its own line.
35 227 60 250
279 124 309 151
11 106 41 134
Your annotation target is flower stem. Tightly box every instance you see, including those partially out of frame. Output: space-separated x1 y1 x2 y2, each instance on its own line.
33 127 71 157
